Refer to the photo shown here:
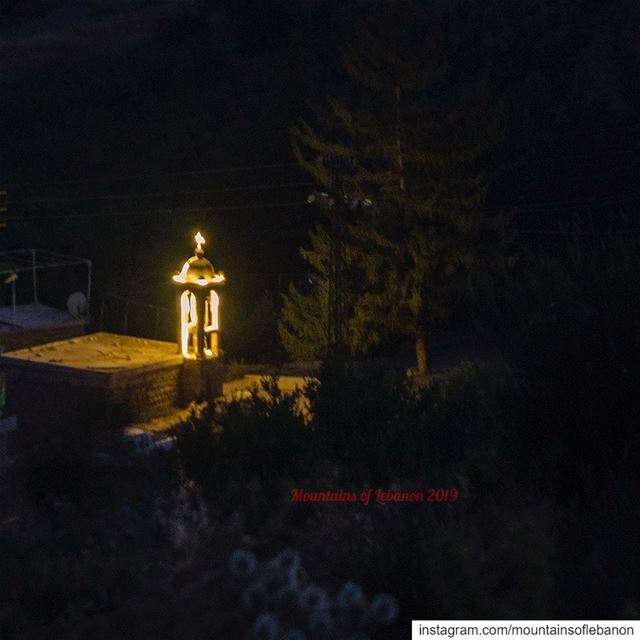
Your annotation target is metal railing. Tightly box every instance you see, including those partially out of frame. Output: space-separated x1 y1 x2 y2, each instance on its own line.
98 293 174 342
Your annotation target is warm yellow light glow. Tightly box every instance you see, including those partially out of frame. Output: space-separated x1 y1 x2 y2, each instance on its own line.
212 290 219 331
172 270 225 286
209 332 219 358
172 231 225 285
175 231 223 360
173 263 189 284
179 290 220 359
205 291 219 332
179 290 198 359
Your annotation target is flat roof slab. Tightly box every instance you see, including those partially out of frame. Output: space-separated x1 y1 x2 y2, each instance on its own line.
0 303 84 332
1 332 182 374
2 333 193 428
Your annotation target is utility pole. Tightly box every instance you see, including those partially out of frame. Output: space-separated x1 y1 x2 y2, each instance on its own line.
322 155 356 359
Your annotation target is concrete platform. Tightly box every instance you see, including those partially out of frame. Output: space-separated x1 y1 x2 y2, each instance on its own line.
0 303 86 351
2 332 182 375
0 333 218 434
223 374 314 398
0 303 83 331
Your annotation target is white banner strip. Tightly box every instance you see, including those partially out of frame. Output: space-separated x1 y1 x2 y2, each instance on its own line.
412 621 640 640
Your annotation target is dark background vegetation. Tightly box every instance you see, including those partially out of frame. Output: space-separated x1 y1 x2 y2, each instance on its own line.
1 0 639 637
1 0 639 357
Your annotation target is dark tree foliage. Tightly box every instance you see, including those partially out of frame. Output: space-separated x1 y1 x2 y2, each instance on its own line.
283 0 511 370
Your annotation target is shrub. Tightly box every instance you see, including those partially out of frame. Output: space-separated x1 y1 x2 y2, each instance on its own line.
470 231 640 499
176 377 313 493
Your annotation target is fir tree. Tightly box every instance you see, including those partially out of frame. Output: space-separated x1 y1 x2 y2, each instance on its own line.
283 0 510 371
279 222 378 361
279 225 330 361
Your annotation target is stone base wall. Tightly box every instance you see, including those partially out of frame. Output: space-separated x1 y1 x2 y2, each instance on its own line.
2 358 225 438
108 365 183 423
179 360 225 405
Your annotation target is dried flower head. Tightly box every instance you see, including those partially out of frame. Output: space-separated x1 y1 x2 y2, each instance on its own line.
369 593 399 625
251 612 279 640
260 565 298 603
308 605 334 640
242 581 265 611
229 549 258 579
337 582 365 609
275 570 298 602
297 584 328 612
335 582 368 629
272 548 301 574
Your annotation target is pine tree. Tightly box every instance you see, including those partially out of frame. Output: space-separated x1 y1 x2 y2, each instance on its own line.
283 0 510 371
279 225 330 361
279 222 380 361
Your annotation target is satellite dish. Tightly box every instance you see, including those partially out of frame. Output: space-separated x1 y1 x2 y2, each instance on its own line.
67 292 88 319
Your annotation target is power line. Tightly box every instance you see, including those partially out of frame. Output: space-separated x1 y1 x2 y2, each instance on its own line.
5 210 639 237
2 200 310 220
4 162 302 189
8 181 315 206
4 187 640 238
9 183 640 211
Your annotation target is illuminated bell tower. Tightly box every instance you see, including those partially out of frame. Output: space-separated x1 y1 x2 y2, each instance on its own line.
173 232 225 359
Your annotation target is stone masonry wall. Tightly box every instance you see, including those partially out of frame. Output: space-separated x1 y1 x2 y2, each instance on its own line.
2 361 184 435
108 365 183 422
1 357 224 438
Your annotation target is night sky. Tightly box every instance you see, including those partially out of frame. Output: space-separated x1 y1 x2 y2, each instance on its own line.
1 0 333 329
1 0 639 336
